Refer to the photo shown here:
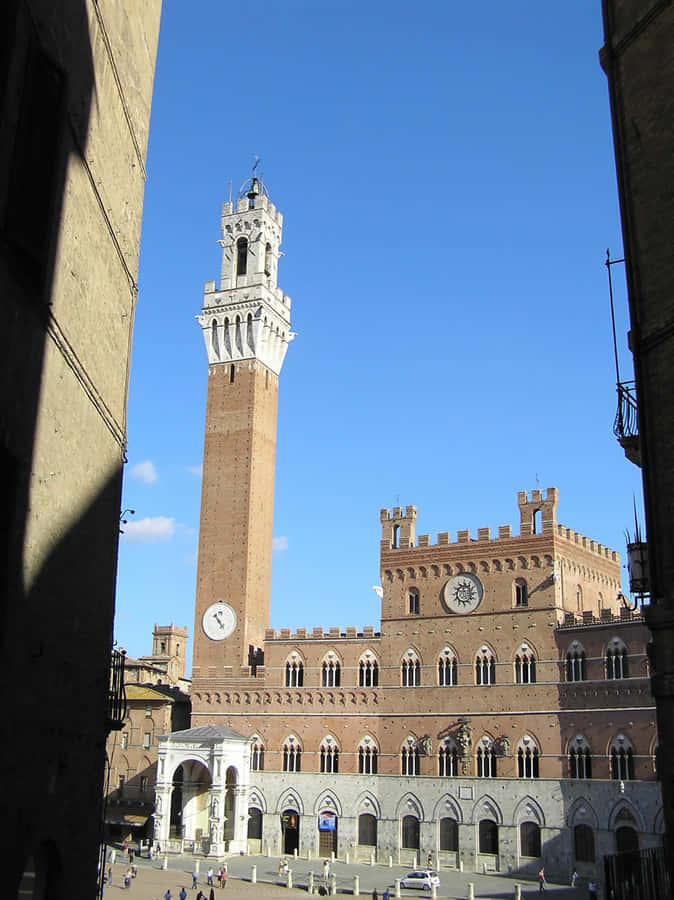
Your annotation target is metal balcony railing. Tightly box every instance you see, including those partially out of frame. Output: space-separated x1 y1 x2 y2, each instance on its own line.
613 381 640 465
107 648 127 732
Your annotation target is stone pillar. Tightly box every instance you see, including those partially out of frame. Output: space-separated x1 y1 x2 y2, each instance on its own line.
207 785 227 857
229 785 250 854
353 875 359 895
153 782 173 848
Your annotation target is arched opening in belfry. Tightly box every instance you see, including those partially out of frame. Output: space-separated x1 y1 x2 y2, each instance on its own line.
236 237 248 277
223 766 238 846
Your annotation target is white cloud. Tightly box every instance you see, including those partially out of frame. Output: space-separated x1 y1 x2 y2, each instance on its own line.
187 464 203 478
130 460 158 485
272 536 289 553
121 516 175 543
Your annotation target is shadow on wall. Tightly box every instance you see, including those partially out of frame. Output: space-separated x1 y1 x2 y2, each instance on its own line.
0 4 122 900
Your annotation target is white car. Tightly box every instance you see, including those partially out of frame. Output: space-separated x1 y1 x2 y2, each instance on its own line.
400 870 440 891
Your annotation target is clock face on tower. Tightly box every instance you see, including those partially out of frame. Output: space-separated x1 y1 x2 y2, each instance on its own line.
202 602 237 640
443 573 484 615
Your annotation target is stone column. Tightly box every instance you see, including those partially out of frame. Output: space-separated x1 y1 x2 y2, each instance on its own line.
153 783 173 847
229 785 250 854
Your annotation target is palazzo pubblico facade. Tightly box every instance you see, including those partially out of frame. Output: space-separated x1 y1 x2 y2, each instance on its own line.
153 177 662 884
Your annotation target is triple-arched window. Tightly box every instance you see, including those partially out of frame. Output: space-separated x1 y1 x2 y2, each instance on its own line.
475 648 496 685
438 739 459 776
359 654 379 687
517 736 540 778
568 735 592 778
606 638 629 679
358 739 378 774
566 643 587 681
401 740 420 775
610 735 635 780
401 651 421 687
322 656 341 687
514 645 536 683
476 739 497 777
285 657 304 687
320 737 339 773
282 737 301 772
438 648 458 686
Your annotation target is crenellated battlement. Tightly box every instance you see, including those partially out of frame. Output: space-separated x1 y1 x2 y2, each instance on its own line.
221 191 283 226
380 488 617 562
265 625 380 642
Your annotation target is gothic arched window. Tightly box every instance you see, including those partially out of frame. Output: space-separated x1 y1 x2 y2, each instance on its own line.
322 657 341 687
250 737 265 771
476 739 496 777
517 736 540 778
568 735 592 778
610 736 635 780
282 738 301 772
401 652 421 687
358 739 378 774
514 645 536 684
606 638 629 679
320 738 339 773
285 657 304 687
565 643 587 682
438 739 458 776
475 648 496 685
359 655 379 687
438 648 458 686
401 741 420 775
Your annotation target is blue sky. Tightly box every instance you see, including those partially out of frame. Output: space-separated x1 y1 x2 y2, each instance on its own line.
114 1 642 667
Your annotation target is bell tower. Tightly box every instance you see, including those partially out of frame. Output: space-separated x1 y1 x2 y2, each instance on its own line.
192 174 292 685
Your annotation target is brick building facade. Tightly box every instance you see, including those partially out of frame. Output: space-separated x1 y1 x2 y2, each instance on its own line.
154 179 662 883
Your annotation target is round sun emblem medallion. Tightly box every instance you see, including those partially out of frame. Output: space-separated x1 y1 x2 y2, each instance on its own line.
443 573 484 615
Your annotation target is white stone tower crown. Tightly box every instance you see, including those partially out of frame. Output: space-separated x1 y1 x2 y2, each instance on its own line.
197 175 293 375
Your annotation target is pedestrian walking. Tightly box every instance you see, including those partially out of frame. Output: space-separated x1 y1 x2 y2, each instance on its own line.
372 890 378 900
148 846 154 861
209 889 215 900
179 886 187 900
129 849 134 865
207 868 214 887
192 871 198 889
221 871 227 889
164 890 171 900
322 859 330 883
196 891 204 900
571 870 578 887
156 843 162 857
588 881 598 900
538 867 545 892
123 870 131 889
427 853 432 868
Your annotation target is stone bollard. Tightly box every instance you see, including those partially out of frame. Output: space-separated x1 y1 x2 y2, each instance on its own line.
353 875 360 896
370 851 375 866
330 873 337 895
162 856 168 871
308 872 314 894
287 869 293 889
467 882 474 900
331 851 335 863
413 855 418 870
431 884 437 900
459 860 463 873
195 860 200 873
294 848 298 858
514 885 521 900
251 865 257 884
345 851 350 865
111 850 116 865
388 856 393 868
394 878 401 898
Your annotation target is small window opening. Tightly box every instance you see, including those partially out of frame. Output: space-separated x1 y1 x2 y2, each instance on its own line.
230 364 235 383
236 237 248 275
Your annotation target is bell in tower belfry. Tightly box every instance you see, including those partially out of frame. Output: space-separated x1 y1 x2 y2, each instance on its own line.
192 171 294 684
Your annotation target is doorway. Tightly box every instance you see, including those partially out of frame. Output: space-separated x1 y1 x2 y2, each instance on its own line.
281 810 300 855
318 812 337 856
